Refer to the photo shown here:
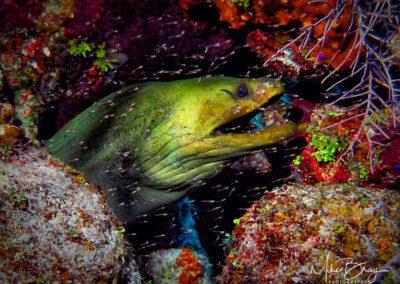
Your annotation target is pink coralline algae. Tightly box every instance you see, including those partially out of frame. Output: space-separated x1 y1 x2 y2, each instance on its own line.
222 183 400 283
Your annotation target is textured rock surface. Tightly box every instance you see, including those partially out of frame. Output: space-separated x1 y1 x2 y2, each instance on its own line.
223 183 400 283
146 247 212 284
0 145 140 283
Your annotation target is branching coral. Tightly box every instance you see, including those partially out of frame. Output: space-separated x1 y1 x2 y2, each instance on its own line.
260 0 400 173
322 4 399 171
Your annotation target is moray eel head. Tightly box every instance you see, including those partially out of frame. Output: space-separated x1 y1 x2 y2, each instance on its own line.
47 77 297 224
144 77 296 186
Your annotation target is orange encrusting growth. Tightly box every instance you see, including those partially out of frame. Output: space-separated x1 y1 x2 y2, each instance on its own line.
181 0 361 70
175 248 202 284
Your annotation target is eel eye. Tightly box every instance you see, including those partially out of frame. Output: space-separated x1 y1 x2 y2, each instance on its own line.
237 84 248 98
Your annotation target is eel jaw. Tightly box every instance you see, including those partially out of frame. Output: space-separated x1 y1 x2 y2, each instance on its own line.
212 99 293 137
204 99 297 158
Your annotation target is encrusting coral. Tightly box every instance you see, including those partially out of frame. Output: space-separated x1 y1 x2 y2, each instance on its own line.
0 144 141 282
222 183 400 283
176 247 202 284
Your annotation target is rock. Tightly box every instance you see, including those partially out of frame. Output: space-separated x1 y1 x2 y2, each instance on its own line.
0 103 24 150
0 124 23 145
0 145 141 283
146 247 212 284
222 183 400 283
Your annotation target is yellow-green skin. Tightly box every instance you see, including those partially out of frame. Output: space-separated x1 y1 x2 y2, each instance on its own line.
46 77 296 224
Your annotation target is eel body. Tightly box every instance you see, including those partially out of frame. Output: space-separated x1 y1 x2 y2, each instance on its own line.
46 76 297 224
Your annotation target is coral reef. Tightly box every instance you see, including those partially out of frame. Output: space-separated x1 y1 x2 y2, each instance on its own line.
0 103 24 152
0 0 240 134
0 145 141 282
222 183 400 283
181 0 361 69
145 247 211 283
1 0 399 281
182 0 400 171
176 248 203 284
0 81 140 281
1 0 252 280
0 0 75 138
291 103 400 188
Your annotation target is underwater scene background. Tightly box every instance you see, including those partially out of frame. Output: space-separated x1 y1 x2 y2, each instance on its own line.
1 0 400 283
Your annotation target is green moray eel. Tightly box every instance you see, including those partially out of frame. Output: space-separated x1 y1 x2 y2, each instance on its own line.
46 76 297 224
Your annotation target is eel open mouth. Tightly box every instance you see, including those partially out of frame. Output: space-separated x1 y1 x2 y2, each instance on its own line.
212 95 292 136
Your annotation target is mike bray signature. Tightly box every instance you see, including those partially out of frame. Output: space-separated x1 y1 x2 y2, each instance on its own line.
311 252 389 283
